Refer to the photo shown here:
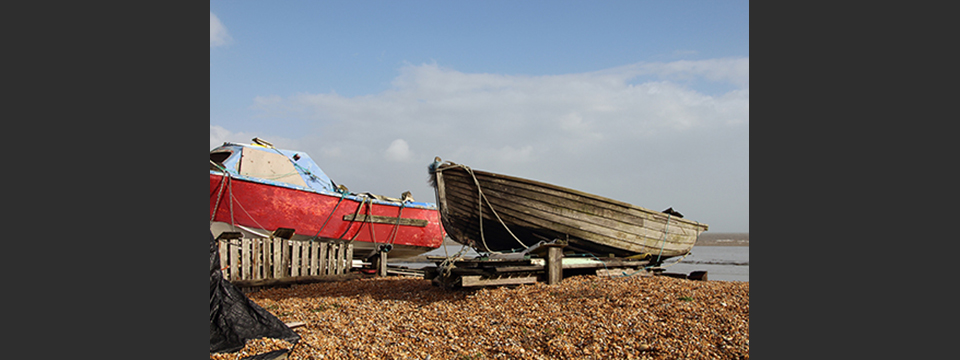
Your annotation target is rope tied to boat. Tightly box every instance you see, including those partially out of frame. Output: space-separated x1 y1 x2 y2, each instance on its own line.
436 162 530 252
310 189 350 242
634 213 675 272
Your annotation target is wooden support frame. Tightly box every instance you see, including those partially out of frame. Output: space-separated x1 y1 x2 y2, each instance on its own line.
217 238 354 285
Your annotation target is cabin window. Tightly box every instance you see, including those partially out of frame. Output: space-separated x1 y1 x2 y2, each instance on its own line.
210 151 232 171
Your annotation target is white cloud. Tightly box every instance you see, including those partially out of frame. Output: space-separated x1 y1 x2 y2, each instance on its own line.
233 59 749 231
210 12 231 47
384 139 413 162
210 125 234 150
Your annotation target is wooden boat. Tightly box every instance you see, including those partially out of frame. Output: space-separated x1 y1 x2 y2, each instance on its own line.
428 158 708 262
210 139 445 259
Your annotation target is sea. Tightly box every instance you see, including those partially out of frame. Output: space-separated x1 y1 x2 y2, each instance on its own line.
394 232 749 282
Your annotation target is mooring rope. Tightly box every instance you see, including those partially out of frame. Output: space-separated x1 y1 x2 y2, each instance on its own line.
641 214 672 271
386 201 406 246
310 190 350 241
210 166 228 222
438 163 529 252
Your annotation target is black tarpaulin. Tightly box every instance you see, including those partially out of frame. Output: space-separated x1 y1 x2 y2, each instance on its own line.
210 231 300 354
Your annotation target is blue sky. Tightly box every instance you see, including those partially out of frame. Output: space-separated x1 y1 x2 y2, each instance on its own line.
211 1 749 232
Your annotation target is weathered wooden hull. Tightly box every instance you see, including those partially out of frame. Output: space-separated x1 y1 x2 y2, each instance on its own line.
211 172 445 259
429 161 708 260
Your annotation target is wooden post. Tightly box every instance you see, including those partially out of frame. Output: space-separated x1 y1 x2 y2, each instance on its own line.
544 244 566 285
378 250 388 277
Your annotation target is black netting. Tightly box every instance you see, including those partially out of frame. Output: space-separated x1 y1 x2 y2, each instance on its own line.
210 231 300 354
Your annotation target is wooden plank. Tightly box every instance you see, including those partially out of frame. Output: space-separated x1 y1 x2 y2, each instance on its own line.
229 240 239 281
345 243 353 271
318 242 328 275
340 242 348 274
596 268 651 278
460 275 539 287
291 241 301 277
561 260 650 269
242 238 252 280
315 241 324 276
232 273 362 288
491 265 544 272
342 214 428 227
326 243 336 276
281 239 291 278
299 242 309 276
273 238 283 279
335 242 346 274
262 238 271 279
219 240 229 280
252 238 262 280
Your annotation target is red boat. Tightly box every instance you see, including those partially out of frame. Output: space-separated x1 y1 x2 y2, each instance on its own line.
210 139 445 259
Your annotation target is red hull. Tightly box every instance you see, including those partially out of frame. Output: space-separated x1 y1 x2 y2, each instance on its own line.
210 173 444 256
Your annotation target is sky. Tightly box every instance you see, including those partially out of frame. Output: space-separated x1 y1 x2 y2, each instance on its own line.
210 1 749 233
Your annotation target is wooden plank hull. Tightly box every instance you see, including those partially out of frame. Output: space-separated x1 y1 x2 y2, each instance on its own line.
429 161 708 260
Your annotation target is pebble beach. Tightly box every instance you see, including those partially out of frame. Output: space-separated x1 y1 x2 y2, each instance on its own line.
212 274 749 360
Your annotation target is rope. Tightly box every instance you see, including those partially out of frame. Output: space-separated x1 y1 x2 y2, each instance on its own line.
385 201 406 247
438 163 529 252
310 190 349 241
210 171 228 222
643 214 672 270
261 142 328 185
352 196 376 243
337 196 369 240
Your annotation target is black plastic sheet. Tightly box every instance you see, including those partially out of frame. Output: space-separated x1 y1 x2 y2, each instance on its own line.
210 231 300 354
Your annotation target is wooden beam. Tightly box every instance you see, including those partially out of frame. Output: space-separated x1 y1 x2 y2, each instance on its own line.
460 275 538 287
596 268 652 278
491 265 544 272
343 214 428 227
232 273 361 288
